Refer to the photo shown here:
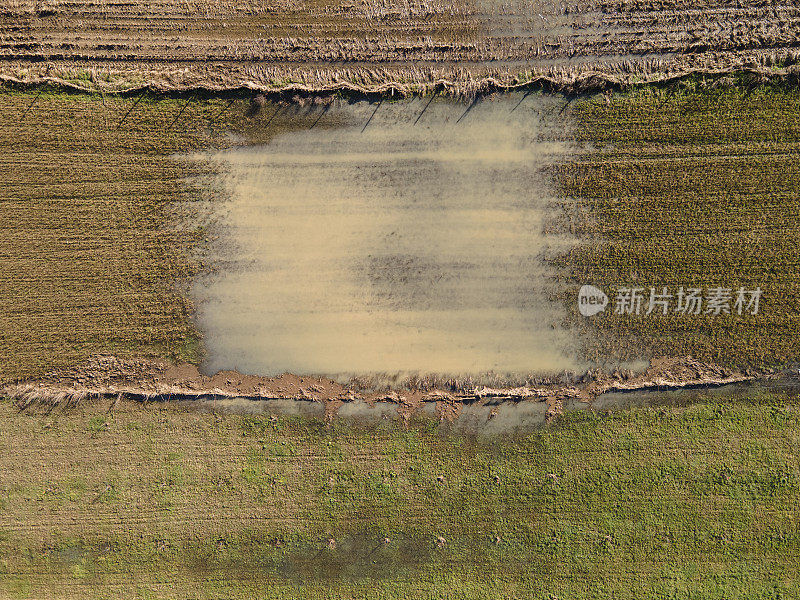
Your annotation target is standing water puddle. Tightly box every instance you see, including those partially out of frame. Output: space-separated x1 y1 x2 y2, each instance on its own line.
193 95 581 378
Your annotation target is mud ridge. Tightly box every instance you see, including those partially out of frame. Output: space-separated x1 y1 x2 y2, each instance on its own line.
1 355 764 423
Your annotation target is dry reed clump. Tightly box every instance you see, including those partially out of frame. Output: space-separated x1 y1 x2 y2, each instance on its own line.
3 52 800 99
4 384 95 411
344 370 576 395
1 0 799 97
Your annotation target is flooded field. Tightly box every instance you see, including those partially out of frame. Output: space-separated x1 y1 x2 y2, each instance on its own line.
194 95 581 378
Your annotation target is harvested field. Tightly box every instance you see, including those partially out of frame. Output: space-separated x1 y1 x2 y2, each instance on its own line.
4 83 800 387
1 393 800 598
0 89 205 383
0 88 336 384
556 81 800 370
4 0 800 597
2 1 800 94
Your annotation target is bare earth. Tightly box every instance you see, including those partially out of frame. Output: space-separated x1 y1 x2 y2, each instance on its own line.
2 0 800 93
2 354 756 425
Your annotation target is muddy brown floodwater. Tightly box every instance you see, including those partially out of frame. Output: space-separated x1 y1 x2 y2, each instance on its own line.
193 94 582 379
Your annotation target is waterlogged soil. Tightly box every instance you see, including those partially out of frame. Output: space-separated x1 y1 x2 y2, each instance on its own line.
193 95 580 377
3 88 799 416
3 354 759 430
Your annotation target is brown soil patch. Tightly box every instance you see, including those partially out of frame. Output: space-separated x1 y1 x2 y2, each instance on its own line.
2 354 757 422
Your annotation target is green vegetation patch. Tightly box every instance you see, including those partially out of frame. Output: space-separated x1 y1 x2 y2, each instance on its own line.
0 394 799 598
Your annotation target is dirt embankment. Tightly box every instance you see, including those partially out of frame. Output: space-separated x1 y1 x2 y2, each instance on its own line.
2 355 758 423
2 0 800 95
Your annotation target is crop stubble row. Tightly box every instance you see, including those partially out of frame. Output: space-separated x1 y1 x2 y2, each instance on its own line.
2 0 799 92
555 84 800 368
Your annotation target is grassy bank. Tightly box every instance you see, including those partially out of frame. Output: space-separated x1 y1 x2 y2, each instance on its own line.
1 394 799 598
556 81 800 369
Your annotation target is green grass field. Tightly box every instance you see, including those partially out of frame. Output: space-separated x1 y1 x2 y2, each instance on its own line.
1 393 799 598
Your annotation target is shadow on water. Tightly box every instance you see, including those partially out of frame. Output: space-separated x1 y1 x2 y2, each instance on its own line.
591 379 800 412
